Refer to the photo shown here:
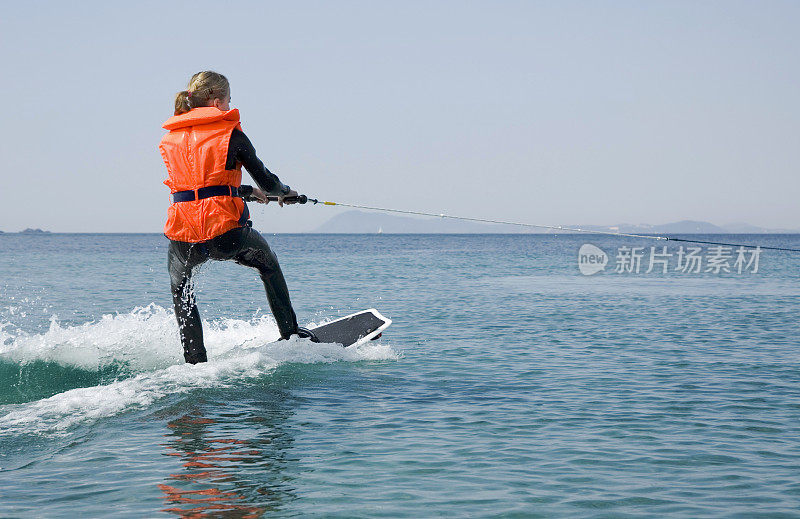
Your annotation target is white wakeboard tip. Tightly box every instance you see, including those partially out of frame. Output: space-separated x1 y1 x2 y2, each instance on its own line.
308 308 392 347
365 308 392 326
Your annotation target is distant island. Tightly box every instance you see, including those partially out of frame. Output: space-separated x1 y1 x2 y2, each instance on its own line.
20 228 52 234
312 211 799 234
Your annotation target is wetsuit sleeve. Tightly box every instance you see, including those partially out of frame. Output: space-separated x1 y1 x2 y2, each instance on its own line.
228 129 291 196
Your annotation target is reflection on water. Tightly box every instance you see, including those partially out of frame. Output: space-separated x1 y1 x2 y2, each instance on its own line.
159 394 298 517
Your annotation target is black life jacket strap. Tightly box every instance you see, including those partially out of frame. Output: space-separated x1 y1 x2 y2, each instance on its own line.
238 202 250 226
172 185 240 203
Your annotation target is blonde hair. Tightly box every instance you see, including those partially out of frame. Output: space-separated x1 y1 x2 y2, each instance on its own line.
173 71 230 115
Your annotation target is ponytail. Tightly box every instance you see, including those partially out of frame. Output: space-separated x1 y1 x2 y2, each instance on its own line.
172 71 230 116
174 90 192 115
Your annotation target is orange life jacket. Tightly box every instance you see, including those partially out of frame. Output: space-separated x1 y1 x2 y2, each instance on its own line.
159 107 248 242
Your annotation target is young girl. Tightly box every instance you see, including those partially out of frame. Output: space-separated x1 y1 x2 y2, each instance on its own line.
160 71 311 364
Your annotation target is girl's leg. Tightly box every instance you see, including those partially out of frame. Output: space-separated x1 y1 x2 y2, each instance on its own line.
168 240 208 364
230 228 299 340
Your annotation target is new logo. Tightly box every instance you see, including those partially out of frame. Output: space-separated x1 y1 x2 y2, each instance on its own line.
578 244 608 275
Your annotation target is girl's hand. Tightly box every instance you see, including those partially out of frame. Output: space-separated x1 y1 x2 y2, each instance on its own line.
279 189 299 207
251 188 269 204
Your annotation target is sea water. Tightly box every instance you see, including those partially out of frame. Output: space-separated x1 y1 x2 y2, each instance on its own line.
1 233 799 517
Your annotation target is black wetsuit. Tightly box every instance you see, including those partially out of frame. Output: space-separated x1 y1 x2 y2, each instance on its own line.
225 129 290 196
167 129 297 364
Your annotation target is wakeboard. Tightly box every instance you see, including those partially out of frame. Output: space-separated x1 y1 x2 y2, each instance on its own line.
307 308 391 347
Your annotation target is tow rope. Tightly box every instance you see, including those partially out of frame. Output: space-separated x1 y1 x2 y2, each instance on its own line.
266 195 800 253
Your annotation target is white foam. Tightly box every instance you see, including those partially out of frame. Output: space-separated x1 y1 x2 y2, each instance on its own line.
0 304 182 371
0 305 398 435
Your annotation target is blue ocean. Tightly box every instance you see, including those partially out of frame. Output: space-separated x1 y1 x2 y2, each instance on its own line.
1 232 799 517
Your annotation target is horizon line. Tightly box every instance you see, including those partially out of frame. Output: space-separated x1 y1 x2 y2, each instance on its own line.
4 231 800 236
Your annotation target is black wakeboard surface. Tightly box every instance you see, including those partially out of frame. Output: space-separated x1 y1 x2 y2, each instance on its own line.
309 309 391 347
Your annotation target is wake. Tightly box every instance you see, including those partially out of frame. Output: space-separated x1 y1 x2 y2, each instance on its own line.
0 304 397 435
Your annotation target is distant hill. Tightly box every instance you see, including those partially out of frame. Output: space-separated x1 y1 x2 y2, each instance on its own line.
312 211 798 234
719 222 799 233
579 220 798 234
312 210 534 233
20 228 51 234
578 220 727 234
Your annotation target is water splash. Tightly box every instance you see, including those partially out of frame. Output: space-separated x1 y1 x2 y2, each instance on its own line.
0 305 398 435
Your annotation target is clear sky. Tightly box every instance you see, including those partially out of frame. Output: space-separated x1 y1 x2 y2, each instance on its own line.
0 1 797 232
